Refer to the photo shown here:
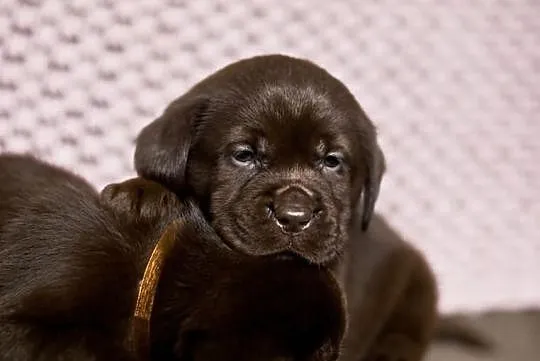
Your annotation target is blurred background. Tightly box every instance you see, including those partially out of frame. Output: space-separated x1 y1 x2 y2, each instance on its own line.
0 0 539 359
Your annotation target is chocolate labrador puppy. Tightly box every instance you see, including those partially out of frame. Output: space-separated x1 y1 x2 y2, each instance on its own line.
135 55 385 266
134 54 438 361
0 153 346 361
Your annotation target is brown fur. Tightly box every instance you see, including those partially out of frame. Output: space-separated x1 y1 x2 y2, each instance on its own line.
0 154 346 361
133 54 438 360
340 215 438 360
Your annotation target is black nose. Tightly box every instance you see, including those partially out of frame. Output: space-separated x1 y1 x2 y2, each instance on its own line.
270 186 318 234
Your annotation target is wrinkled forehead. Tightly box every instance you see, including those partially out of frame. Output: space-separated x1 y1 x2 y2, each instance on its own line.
216 84 359 154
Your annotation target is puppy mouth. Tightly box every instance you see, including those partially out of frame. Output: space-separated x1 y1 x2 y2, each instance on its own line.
212 195 343 264
232 219 342 265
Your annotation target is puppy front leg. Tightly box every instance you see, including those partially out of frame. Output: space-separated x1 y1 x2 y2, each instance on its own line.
360 248 437 361
339 217 438 361
0 323 138 361
339 243 416 361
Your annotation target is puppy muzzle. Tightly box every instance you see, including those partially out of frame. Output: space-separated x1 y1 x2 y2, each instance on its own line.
269 185 322 234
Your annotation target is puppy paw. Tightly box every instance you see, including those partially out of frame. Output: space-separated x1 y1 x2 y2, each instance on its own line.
100 177 182 223
362 334 423 361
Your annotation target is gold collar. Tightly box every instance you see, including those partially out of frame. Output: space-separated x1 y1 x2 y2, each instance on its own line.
127 220 180 358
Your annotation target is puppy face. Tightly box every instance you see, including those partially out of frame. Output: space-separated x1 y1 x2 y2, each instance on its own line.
135 55 385 264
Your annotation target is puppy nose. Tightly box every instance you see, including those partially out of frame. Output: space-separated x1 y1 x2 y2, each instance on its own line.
271 186 317 233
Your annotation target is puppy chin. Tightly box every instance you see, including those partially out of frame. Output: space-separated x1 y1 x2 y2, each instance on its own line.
272 248 343 266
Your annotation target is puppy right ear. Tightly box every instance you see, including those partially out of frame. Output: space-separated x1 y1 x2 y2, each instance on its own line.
361 142 386 231
134 96 208 194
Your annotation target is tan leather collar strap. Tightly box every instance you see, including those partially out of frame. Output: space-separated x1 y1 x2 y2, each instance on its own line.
127 220 181 358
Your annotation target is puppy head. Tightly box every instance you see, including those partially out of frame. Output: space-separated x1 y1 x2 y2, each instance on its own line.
135 54 385 264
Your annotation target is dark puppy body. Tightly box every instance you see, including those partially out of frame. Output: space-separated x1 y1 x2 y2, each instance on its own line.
0 154 139 360
0 154 345 361
135 54 437 361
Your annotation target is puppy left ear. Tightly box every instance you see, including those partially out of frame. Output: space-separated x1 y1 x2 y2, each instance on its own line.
361 142 386 231
134 96 208 195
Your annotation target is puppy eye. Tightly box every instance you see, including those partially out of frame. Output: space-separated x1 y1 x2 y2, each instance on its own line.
232 147 256 166
323 153 343 170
